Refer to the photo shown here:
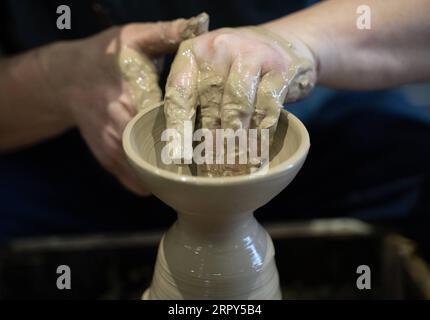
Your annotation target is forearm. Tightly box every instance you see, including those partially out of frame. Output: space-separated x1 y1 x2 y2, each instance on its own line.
0 45 73 152
264 0 430 90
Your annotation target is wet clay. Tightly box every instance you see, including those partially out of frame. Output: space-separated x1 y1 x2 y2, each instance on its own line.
249 26 316 103
179 13 209 41
248 26 316 144
119 48 161 112
119 13 210 112
122 105 311 300
164 25 316 177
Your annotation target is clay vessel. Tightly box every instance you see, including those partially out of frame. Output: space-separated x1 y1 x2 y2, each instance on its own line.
123 105 310 299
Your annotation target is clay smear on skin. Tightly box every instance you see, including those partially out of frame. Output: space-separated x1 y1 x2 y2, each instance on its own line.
119 48 161 111
119 14 315 177
162 20 316 177
118 13 210 112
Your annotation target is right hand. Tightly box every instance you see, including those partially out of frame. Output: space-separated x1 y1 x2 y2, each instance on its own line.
41 14 208 195
164 26 316 174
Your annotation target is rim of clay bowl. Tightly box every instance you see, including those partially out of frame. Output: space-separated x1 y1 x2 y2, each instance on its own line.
123 104 310 186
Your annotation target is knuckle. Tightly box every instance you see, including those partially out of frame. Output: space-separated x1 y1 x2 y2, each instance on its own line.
165 82 192 102
121 23 143 38
101 127 117 145
198 72 224 93
122 23 136 31
259 86 275 98
218 27 235 33
108 25 122 35
212 33 236 49
179 39 194 50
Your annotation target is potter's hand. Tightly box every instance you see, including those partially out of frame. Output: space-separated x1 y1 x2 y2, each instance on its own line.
164 27 317 148
44 14 208 195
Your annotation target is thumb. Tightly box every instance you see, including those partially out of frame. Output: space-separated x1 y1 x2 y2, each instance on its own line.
126 12 209 57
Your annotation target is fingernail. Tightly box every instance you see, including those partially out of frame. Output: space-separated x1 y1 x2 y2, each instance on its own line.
181 12 209 40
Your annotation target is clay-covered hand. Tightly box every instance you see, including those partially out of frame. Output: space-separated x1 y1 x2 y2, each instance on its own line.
164 26 317 155
43 13 208 195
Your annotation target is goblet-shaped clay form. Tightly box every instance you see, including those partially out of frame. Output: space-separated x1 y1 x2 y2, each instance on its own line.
123 105 310 300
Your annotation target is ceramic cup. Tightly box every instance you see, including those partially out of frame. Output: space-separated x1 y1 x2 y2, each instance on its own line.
123 105 310 299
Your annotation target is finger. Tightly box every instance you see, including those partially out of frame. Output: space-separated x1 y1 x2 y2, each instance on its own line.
218 57 261 176
164 40 199 161
251 70 288 144
118 48 162 112
197 49 231 130
126 13 209 57
107 100 134 134
102 127 150 196
114 156 151 196
285 65 315 103
221 56 261 130
105 106 151 195
193 48 230 176
81 124 150 196
120 13 209 113
177 12 210 41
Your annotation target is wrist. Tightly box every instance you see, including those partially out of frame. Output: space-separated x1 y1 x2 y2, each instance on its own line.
35 42 77 129
262 19 322 85
258 21 319 101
